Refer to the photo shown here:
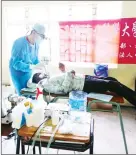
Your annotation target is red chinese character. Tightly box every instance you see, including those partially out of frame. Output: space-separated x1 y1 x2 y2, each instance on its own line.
122 22 130 37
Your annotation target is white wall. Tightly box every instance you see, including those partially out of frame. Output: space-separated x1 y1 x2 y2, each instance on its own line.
122 1 136 18
2 3 11 85
2 1 136 100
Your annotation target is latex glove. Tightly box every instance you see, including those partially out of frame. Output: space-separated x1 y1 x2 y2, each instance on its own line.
30 64 36 70
35 62 45 68
30 63 44 70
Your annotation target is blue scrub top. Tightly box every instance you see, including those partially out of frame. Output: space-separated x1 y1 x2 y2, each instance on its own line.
9 36 39 72
9 36 40 95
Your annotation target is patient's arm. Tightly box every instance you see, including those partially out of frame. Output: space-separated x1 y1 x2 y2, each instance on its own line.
43 72 73 94
60 72 73 93
43 83 65 94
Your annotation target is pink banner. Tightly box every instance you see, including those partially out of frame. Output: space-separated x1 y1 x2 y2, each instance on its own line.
59 21 94 62
118 18 136 64
59 18 136 64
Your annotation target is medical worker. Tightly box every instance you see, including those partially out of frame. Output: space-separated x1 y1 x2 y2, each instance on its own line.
9 23 46 95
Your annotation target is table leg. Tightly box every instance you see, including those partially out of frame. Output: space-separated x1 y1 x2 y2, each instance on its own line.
90 140 94 154
57 149 59 154
90 119 94 154
39 145 41 154
21 140 25 154
135 107 136 120
33 146 36 154
16 136 20 154
117 105 128 154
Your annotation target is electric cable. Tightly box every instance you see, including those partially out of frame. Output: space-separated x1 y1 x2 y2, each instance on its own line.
26 116 50 154
45 116 64 154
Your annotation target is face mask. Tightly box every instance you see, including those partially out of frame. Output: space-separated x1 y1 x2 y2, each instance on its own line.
35 35 42 45
30 44 35 48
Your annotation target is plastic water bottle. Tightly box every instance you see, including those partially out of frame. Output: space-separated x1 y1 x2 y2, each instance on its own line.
52 110 60 126
68 91 87 112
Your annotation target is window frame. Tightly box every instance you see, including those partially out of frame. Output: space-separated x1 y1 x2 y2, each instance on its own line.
3 1 122 68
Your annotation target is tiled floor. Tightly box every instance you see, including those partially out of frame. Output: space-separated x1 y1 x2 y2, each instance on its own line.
2 108 136 154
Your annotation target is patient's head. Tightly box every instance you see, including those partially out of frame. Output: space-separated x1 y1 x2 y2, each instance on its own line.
71 70 75 75
71 70 76 79
32 73 46 84
59 62 65 73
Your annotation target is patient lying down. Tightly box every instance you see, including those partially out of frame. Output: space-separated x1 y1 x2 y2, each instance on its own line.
27 70 136 107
